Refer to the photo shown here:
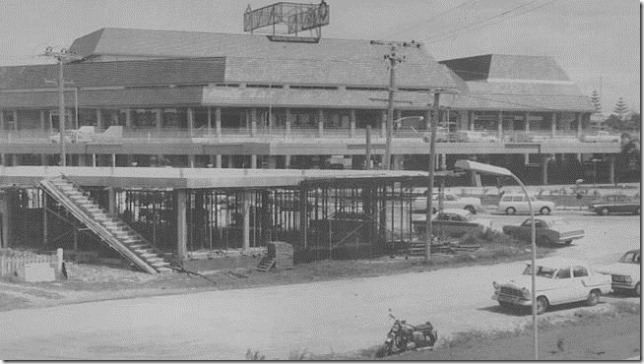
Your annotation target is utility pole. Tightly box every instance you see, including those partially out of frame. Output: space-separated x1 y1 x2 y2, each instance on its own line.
42 47 81 167
425 91 441 262
370 40 420 170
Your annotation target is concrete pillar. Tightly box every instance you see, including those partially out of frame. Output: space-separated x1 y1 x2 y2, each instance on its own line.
469 111 474 131
285 155 291 168
350 109 356 137
156 109 162 131
175 189 188 258
111 154 116 168
267 156 278 169
125 108 132 128
392 155 404 170
576 113 582 137
285 121 291 139
441 153 447 170
40 154 46 166
92 154 97 167
525 112 530 132
425 109 432 130
107 187 117 218
207 107 212 132
242 191 251 252
212 155 219 168
551 112 557 137
188 155 195 168
497 111 503 140
251 121 257 137
13 110 17 130
215 107 222 140
381 110 387 138
0 154 4 166
250 155 257 169
318 109 324 137
40 110 46 132
524 153 530 165
96 109 103 130
0 109 4 130
609 156 615 184
187 108 194 136
542 156 549 185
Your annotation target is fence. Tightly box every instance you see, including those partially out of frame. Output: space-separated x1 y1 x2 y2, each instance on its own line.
0 249 57 277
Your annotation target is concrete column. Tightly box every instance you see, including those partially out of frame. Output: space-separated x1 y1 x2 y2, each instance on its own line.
576 113 582 137
175 189 188 258
13 110 18 130
285 108 292 126
542 156 549 185
0 190 17 248
0 154 4 166
215 107 222 140
242 191 251 252
250 108 257 130
0 109 4 130
40 110 46 132
497 111 503 140
111 154 116 168
187 108 194 136
267 156 278 169
441 153 447 170
317 109 324 137
425 109 432 130
188 155 195 168
40 154 46 166
524 153 530 165
551 112 557 137
96 109 103 130
125 108 132 128
251 121 257 137
469 111 474 131
350 110 356 137
392 155 403 170
207 107 212 132
525 112 530 132
285 121 291 139
215 155 222 168
107 187 117 218
609 156 615 184
91 154 97 167
285 155 291 168
250 155 257 169
155 109 162 131
381 110 387 138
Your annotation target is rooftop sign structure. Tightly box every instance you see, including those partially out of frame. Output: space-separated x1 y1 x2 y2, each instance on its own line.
243 1 329 43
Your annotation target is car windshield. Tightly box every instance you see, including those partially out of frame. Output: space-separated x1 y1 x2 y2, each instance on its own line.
619 251 641 264
523 264 557 278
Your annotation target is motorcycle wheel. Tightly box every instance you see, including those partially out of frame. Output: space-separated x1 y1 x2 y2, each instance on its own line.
375 344 391 358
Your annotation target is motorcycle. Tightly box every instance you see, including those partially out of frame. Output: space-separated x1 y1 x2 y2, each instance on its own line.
375 311 438 357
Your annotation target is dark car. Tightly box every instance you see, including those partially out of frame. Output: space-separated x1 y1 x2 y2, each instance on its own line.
503 216 585 246
588 194 640 215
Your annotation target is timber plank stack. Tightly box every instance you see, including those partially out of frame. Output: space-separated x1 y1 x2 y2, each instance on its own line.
267 241 294 271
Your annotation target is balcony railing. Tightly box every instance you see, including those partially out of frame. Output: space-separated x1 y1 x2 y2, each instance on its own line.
0 126 630 145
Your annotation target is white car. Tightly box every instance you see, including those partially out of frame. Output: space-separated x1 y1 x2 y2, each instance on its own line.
582 131 620 143
497 193 555 215
492 257 612 314
411 208 492 237
597 249 641 296
412 192 483 214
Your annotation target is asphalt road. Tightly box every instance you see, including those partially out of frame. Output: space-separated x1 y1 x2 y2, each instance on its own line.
0 212 639 360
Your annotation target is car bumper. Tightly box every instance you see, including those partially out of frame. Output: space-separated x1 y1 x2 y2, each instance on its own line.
612 282 637 290
492 294 531 306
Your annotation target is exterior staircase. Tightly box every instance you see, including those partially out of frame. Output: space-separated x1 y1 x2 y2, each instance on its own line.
40 175 173 274
256 257 276 272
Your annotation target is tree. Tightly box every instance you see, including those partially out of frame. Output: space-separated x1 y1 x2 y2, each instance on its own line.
590 90 602 113
613 98 629 121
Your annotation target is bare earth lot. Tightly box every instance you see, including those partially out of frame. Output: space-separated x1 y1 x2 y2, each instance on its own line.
0 211 640 360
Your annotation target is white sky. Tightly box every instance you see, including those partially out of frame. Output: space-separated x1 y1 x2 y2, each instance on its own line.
0 0 640 112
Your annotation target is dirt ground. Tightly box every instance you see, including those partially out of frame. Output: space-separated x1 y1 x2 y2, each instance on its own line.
381 307 640 361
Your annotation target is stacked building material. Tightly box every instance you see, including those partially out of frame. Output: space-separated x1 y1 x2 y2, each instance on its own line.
267 241 294 271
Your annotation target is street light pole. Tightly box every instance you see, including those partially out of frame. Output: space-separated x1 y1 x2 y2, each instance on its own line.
425 92 440 262
454 159 538 360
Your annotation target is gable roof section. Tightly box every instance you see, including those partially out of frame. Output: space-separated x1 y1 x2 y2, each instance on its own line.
440 54 594 112
0 58 226 90
69 27 456 90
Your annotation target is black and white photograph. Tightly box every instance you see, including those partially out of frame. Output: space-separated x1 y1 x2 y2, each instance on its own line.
0 0 640 360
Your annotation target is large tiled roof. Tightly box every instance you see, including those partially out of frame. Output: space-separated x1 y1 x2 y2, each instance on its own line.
68 27 456 89
0 58 225 90
441 54 594 112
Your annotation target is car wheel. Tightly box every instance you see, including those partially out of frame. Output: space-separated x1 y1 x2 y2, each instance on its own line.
539 206 551 215
635 283 641 297
465 205 476 214
505 207 516 215
536 296 549 314
586 290 600 306
564 240 572 245
600 207 609 216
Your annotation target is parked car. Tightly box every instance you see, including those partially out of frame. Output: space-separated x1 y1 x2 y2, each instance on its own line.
492 257 612 314
497 193 555 215
582 131 620 143
49 126 95 143
454 130 499 143
502 216 584 245
412 208 491 237
412 192 483 214
596 249 641 296
588 194 640 215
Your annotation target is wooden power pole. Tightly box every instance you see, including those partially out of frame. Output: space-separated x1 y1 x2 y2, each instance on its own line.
425 91 441 262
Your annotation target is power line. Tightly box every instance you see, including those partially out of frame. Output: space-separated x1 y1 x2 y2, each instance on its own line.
385 0 480 39
423 0 555 44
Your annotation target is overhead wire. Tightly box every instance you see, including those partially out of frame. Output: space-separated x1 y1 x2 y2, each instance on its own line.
385 0 481 39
